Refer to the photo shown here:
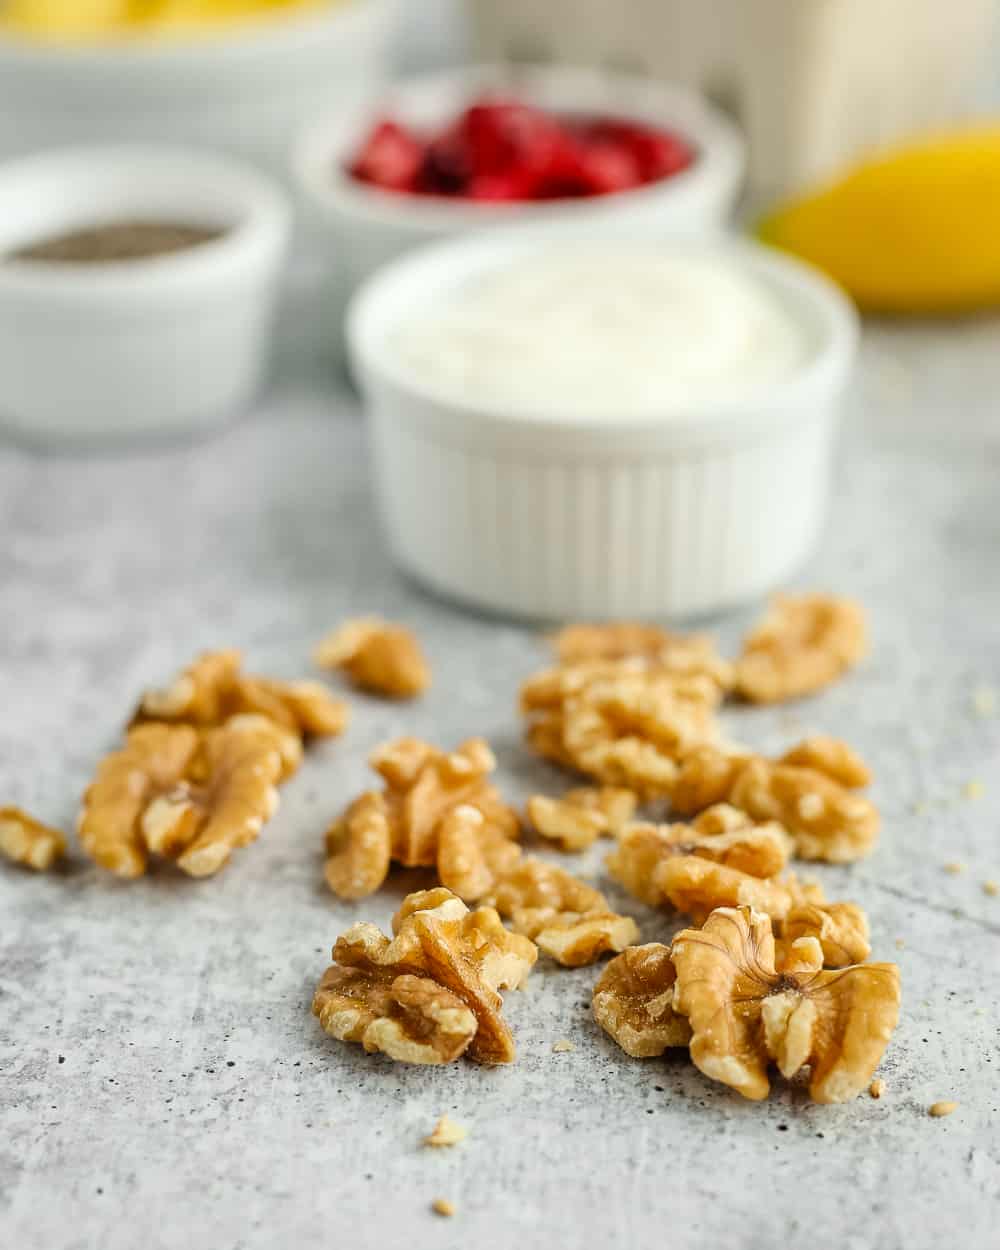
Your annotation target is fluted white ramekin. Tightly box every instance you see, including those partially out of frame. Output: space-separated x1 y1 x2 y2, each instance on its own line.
0 145 291 445
347 230 858 621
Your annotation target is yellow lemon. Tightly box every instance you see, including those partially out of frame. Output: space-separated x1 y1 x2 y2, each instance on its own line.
758 125 1000 315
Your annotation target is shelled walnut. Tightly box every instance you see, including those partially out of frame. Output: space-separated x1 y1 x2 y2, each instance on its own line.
313 888 536 1065
592 944 691 1057
729 756 879 863
670 738 878 863
485 857 638 967
0 807 66 871
313 617 430 699
522 662 723 797
78 717 285 878
606 805 791 908
527 786 637 852
323 737 520 901
735 594 867 704
133 648 348 743
671 906 900 1103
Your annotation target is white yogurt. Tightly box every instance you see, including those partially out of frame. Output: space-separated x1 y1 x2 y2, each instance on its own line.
393 243 809 417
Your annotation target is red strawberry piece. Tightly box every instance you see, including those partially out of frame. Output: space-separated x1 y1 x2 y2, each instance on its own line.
631 129 694 181
348 120 424 192
467 170 542 201
575 139 643 194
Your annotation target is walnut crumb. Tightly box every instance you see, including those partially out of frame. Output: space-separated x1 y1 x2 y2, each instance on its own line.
971 685 996 718
963 781 985 800
928 1100 958 1118
869 1078 885 1099
983 880 999 897
552 1039 576 1053
895 938 906 950
943 862 965 875
431 1198 455 1218
424 1115 467 1147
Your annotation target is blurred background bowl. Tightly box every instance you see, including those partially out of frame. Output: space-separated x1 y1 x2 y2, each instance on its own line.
0 0 397 175
293 63 745 298
0 145 291 445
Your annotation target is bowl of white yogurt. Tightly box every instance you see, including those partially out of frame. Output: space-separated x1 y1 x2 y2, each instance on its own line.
347 230 858 621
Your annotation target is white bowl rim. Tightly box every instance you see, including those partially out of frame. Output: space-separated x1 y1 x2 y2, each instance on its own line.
292 62 746 233
0 143 291 300
0 0 378 63
347 227 859 442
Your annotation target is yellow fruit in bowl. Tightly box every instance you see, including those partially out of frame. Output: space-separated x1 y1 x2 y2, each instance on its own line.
1 0 327 40
757 126 1000 315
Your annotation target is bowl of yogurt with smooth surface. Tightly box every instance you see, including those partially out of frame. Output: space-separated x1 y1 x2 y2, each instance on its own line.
348 231 857 620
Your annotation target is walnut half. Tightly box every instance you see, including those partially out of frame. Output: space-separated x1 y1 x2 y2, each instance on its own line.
314 888 536 1065
0 807 66 871
78 718 285 878
323 737 520 901
671 906 900 1103
735 594 867 704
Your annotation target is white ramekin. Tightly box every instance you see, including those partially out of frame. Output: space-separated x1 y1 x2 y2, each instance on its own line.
293 64 745 296
0 0 396 176
0 146 292 445
347 230 859 622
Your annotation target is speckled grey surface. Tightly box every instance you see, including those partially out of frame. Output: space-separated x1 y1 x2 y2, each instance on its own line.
2 320 1000 1250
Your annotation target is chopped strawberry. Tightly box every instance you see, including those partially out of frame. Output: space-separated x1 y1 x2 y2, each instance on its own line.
575 139 643 194
345 96 695 201
349 119 424 192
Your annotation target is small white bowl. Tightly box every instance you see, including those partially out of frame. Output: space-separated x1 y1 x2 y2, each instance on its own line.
347 230 859 622
0 0 396 175
293 64 745 296
0 145 292 445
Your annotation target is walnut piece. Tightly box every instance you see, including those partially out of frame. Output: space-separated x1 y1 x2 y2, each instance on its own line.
782 900 871 967
313 617 430 699
0 807 66 871
551 625 733 689
527 786 637 852
523 662 723 798
671 746 754 816
606 805 791 908
671 739 878 863
323 737 520 901
314 888 536 1064
312 966 477 1064
78 718 284 878
729 756 879 863
736 594 867 704
779 736 871 789
592 944 691 1057
324 792 393 900
485 857 639 967
437 803 523 902
671 906 900 1103
134 649 348 742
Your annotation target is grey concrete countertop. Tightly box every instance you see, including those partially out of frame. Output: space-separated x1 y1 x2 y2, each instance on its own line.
2 322 1000 1250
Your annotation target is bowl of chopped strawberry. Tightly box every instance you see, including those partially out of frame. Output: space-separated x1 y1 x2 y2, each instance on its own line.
293 64 744 296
